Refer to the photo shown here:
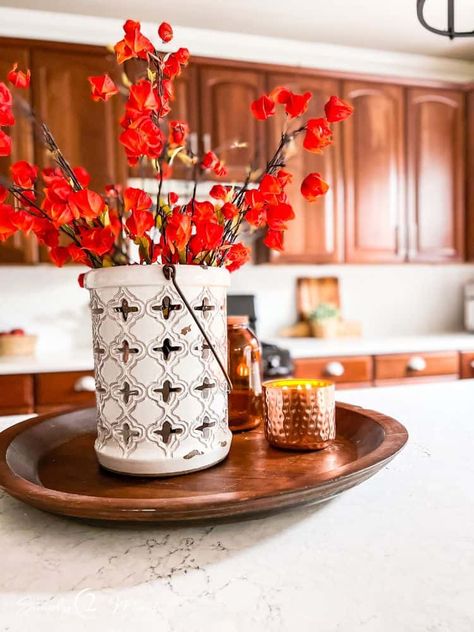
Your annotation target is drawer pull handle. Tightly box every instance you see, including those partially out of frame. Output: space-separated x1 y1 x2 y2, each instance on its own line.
407 356 427 372
74 376 96 392
325 361 345 378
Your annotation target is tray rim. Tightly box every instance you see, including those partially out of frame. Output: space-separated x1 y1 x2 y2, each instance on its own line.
0 403 408 522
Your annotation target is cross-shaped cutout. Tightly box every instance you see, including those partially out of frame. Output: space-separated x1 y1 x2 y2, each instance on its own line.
193 297 215 319
96 383 106 394
195 377 216 398
117 339 139 364
196 415 216 437
152 420 183 444
193 340 211 360
118 381 139 404
152 338 182 361
117 422 140 447
151 295 182 320
114 298 139 322
94 344 106 357
153 379 182 403
91 306 104 315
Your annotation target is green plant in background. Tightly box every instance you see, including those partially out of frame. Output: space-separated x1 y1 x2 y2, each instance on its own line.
309 303 340 323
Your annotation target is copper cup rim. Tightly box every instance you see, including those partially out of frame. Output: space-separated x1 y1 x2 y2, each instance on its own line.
262 378 334 390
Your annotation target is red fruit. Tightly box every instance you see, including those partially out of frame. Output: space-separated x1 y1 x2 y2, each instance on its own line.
9 328 25 335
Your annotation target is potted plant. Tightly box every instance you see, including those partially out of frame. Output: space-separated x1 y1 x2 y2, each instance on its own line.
0 19 352 475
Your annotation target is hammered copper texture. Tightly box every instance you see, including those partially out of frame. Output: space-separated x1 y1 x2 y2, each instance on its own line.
264 383 336 450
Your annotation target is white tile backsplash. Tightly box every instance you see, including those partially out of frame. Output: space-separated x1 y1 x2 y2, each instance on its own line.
1 262 473 350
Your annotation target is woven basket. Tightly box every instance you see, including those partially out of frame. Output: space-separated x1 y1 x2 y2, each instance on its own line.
0 335 37 357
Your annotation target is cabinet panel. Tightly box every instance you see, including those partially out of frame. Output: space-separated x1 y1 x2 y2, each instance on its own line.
31 47 127 192
375 351 459 382
267 74 343 263
0 43 38 264
407 88 465 262
199 65 265 181
460 352 474 379
343 82 406 262
467 89 474 261
293 355 373 384
35 371 96 407
0 374 34 414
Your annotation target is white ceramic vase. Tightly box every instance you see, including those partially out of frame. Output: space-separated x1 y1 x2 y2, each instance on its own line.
84 264 232 476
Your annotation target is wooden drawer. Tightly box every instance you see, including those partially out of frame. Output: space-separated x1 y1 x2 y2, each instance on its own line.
375 351 459 383
460 352 474 379
35 371 96 407
293 355 373 385
0 374 34 414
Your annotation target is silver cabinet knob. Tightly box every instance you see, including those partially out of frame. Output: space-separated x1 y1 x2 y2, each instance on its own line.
407 356 427 372
74 376 96 392
325 361 345 377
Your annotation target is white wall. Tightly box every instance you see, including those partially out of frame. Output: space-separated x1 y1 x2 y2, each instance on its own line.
1 263 473 352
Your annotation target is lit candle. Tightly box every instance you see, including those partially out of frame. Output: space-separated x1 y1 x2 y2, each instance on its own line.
262 379 336 451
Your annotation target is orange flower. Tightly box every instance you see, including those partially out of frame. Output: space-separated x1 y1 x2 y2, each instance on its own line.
164 211 192 253
158 22 173 43
224 242 251 272
10 161 38 188
325 96 353 122
80 227 115 256
126 208 154 237
68 189 105 220
250 95 275 120
263 229 284 251
300 173 329 202
114 19 154 64
7 63 31 89
303 118 333 154
88 74 119 102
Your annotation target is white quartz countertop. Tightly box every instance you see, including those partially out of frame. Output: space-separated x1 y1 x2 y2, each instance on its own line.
1 333 474 375
0 380 473 631
269 332 474 358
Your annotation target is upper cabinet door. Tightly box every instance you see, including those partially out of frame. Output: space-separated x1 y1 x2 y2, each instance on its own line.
467 89 474 262
266 73 343 263
199 65 265 182
31 47 127 191
0 43 39 264
407 88 465 262
343 82 406 263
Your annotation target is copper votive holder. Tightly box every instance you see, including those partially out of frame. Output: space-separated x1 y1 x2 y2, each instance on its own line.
263 379 336 451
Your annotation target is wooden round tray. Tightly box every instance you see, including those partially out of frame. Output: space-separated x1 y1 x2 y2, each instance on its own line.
0 404 408 523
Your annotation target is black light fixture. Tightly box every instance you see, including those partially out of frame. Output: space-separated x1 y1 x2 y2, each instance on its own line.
417 0 474 39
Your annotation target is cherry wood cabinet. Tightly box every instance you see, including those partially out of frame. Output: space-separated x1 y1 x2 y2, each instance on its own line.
31 47 127 191
343 82 406 262
266 74 344 263
199 65 265 182
0 43 38 264
467 88 474 261
34 370 96 412
293 355 373 388
0 374 34 414
460 352 474 379
406 88 465 262
374 351 459 384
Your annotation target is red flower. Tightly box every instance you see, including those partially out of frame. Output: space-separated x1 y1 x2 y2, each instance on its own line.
123 187 152 212
224 242 251 272
284 91 312 119
325 96 353 123
266 202 295 230
0 202 16 241
168 120 189 146
276 168 293 187
0 129 11 157
120 117 164 165
168 192 179 206
259 174 282 198
163 54 182 79
0 82 13 107
301 172 329 202
191 201 216 222
126 208 154 237
10 161 38 188
201 151 218 170
68 189 105 220
164 211 192 253
68 244 89 265
175 48 190 65
303 118 333 154
114 19 154 64
80 226 115 256
221 202 239 220
158 22 173 43
245 189 265 209
250 95 275 120
88 74 119 102
213 160 227 177
73 167 91 188
263 229 284 251
191 221 224 254
0 104 14 127
245 206 267 228
7 63 31 89
31 217 59 248
126 80 160 120
49 246 70 267
11 209 35 233
209 184 229 201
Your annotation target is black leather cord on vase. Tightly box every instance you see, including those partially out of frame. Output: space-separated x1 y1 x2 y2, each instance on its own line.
162 264 233 392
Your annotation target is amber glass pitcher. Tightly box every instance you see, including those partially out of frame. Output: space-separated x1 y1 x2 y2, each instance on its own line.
227 316 263 432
